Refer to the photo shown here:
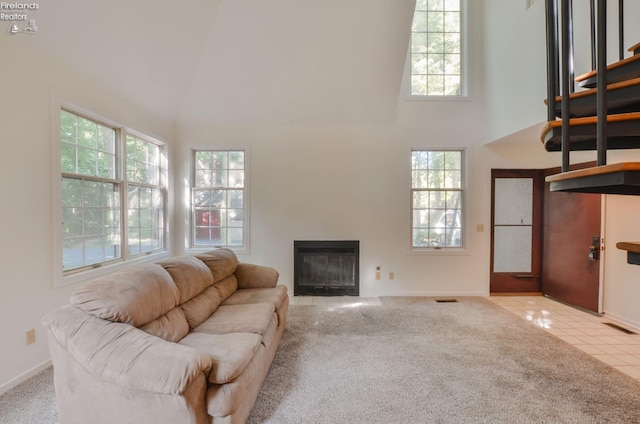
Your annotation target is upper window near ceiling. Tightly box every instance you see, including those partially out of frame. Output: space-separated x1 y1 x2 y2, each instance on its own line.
410 0 463 97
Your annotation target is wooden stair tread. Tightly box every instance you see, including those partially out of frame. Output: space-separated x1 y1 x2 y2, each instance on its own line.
629 42 640 55
545 78 640 103
545 162 640 182
541 111 640 134
546 78 640 119
541 112 640 152
576 54 640 83
545 162 640 195
616 241 640 254
550 77 640 102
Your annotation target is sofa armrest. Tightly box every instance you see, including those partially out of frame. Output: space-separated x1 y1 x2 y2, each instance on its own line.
235 263 279 289
43 305 212 395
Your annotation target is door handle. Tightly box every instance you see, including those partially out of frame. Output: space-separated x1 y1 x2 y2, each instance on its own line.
589 236 600 261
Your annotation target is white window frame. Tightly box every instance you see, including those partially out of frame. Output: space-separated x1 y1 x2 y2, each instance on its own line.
410 147 467 252
186 145 250 255
124 131 168 257
52 98 169 287
407 0 468 99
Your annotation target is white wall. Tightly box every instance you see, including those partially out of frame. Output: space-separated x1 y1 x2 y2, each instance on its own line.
0 38 174 393
177 0 416 126
174 1 492 298
603 193 640 328
176 125 491 298
601 150 640 328
482 0 549 142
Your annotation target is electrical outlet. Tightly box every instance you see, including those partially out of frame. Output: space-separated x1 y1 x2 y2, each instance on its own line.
26 329 36 345
389 272 394 280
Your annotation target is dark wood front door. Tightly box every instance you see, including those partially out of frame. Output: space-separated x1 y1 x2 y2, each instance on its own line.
542 165 602 312
490 169 544 293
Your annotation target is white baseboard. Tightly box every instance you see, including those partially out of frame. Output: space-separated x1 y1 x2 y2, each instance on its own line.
0 359 52 397
288 291 489 298
374 291 488 297
602 311 640 332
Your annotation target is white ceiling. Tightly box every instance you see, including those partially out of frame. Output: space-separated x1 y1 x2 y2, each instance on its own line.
33 0 220 123
30 0 415 128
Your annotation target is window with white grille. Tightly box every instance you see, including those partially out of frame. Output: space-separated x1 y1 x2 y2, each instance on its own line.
59 108 166 274
191 150 246 249
411 149 464 248
410 0 463 96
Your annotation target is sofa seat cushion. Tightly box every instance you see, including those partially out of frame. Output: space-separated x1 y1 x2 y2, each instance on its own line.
192 303 275 337
206 344 267 417
179 332 262 384
259 314 278 350
222 285 288 310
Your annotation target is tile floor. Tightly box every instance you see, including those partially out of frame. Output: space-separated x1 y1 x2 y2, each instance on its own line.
488 295 640 381
289 295 640 381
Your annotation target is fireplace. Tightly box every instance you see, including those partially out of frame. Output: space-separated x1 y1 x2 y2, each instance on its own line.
294 240 359 296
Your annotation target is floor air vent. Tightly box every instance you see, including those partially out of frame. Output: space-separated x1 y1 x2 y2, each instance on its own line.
435 299 458 303
603 322 637 335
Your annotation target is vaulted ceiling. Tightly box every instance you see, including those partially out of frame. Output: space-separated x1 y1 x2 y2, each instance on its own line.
31 0 415 127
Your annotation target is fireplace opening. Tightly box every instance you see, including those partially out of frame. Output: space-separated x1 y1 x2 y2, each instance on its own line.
294 240 359 296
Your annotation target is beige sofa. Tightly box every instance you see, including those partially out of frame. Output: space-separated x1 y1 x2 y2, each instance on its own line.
42 248 288 424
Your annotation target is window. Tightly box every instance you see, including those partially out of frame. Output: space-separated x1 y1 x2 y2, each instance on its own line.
126 135 165 255
410 0 462 96
191 150 246 249
411 150 464 248
59 108 166 274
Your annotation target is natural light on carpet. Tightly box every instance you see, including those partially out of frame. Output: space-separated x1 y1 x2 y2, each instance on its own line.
327 302 365 312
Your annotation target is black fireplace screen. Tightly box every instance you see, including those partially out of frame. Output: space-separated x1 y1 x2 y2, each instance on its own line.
294 240 359 296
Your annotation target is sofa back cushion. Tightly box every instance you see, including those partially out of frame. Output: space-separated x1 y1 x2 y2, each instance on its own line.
156 256 215 304
180 285 222 329
214 275 238 302
195 248 238 282
139 307 190 342
70 263 179 327
234 263 280 289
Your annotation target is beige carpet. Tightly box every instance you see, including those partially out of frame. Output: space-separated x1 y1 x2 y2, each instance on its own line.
4 297 640 423
0 367 56 424
248 297 640 424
